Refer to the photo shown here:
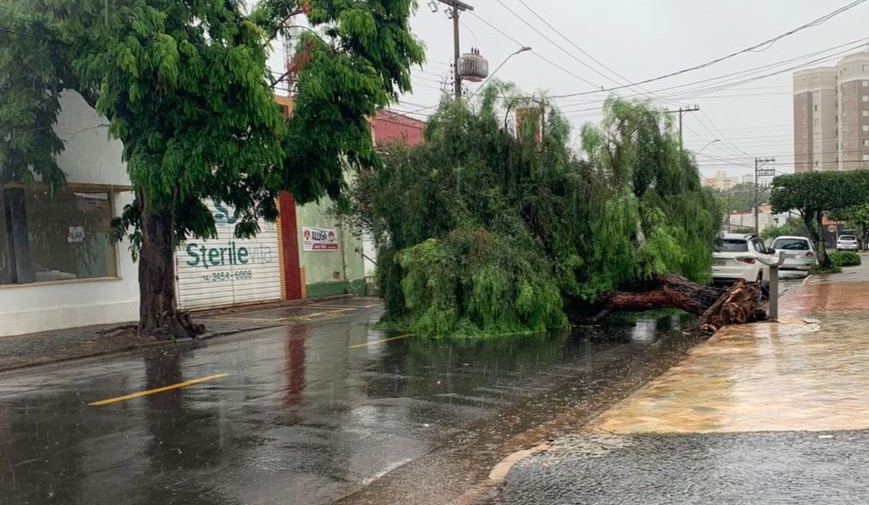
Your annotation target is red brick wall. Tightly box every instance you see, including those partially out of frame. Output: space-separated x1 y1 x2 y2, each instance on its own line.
372 112 425 146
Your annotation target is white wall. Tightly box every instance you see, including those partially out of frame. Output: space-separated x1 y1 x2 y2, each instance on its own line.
0 92 139 336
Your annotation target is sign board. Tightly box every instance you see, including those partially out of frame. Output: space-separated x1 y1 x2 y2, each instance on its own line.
67 226 85 243
302 226 339 252
175 201 281 310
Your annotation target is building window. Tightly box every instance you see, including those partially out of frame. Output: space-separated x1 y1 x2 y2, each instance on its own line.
864 80 869 87
864 110 869 117
814 104 818 111
864 95 869 102
864 139 869 147
0 185 118 285
815 161 819 168
863 154 869 161
864 125 869 132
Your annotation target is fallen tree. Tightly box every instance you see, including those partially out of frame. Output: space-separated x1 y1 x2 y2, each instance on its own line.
565 275 765 335
343 95 733 337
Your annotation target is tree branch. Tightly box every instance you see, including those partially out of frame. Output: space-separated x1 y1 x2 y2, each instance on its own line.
266 10 305 43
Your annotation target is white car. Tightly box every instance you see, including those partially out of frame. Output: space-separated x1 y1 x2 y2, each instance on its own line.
771 235 816 272
836 235 859 252
712 233 777 284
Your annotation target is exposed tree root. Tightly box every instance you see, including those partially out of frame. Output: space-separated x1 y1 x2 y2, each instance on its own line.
565 275 766 335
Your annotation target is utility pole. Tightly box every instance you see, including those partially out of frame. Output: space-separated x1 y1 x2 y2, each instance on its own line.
436 0 473 98
754 157 776 234
664 105 700 152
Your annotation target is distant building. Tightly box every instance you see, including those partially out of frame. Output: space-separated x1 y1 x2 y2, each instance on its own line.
793 52 869 172
724 204 788 237
703 170 739 190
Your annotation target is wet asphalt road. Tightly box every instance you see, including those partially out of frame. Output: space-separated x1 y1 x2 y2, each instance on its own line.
481 430 869 504
0 301 703 505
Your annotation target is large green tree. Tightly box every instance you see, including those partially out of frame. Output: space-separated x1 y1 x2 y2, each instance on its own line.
4 0 422 337
770 170 869 267
346 93 721 336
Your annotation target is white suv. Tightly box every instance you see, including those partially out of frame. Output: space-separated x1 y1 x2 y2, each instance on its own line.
712 233 776 284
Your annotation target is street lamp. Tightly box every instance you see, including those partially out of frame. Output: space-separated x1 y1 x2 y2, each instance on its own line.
469 46 531 98
695 139 721 156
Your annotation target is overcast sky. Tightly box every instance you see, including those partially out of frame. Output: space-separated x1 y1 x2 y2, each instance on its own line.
383 0 869 180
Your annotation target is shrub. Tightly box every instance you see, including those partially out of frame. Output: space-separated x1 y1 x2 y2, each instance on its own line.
828 251 862 268
809 264 842 275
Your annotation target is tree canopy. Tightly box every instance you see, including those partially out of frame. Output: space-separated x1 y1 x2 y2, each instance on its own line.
346 92 722 337
2 0 424 336
771 170 869 266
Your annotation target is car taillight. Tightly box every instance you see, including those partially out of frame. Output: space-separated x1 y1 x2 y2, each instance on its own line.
735 256 756 264
806 251 814 257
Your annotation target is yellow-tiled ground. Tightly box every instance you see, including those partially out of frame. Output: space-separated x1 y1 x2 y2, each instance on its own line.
588 275 869 434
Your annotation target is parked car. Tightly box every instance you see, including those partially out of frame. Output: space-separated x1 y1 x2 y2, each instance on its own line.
712 233 776 285
836 235 859 252
771 235 816 272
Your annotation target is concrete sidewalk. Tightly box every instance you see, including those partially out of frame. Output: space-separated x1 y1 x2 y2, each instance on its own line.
0 296 382 372
482 261 869 504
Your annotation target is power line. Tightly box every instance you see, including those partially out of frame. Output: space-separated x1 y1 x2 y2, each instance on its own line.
550 1 868 99
699 111 749 156
553 38 869 109
510 0 686 109
553 42 864 117
494 0 607 86
466 10 599 89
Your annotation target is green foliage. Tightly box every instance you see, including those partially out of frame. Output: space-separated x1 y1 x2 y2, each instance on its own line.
0 0 69 190
396 229 566 337
828 251 862 268
771 170 869 267
809 264 842 275
712 183 768 213
760 216 810 242
4 0 423 331
345 93 721 336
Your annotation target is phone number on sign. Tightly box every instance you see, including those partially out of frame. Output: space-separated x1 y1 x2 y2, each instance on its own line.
201 270 253 282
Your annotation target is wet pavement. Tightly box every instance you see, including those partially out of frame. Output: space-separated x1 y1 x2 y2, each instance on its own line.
483 259 869 504
0 302 704 505
0 298 372 372
480 431 869 504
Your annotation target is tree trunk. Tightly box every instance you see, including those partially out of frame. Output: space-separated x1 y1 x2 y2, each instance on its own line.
138 207 205 339
804 210 827 268
697 280 765 335
2 186 34 284
565 274 766 335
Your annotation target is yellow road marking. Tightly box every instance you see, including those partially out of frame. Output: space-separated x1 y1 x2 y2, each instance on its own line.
89 373 228 406
348 334 412 349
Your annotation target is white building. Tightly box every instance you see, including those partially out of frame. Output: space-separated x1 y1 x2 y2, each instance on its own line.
0 92 287 336
0 92 139 336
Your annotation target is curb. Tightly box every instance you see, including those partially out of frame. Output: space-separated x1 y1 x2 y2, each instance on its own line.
0 296 381 374
0 323 278 375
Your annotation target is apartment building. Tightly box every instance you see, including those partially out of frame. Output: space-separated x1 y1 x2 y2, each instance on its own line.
793 52 869 172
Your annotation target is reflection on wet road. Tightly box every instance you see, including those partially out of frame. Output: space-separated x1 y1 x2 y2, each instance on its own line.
0 302 701 505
